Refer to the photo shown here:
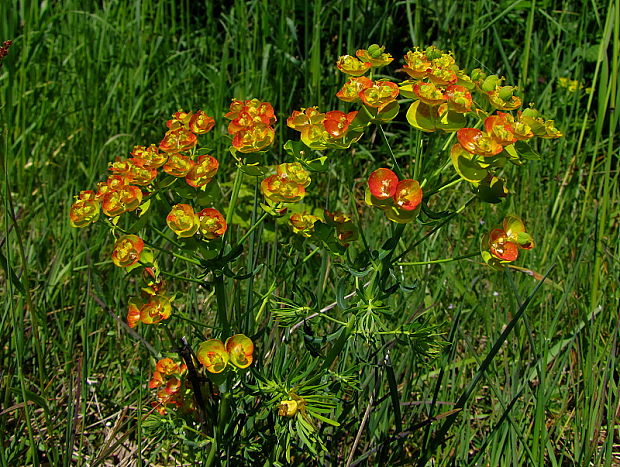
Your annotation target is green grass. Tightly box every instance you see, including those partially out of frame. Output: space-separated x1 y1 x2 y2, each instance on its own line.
1 0 619 465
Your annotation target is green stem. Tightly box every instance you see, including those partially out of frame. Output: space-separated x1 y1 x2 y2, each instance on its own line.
397 252 478 266
372 223 406 293
223 167 244 246
377 124 404 179
234 210 269 247
213 274 230 336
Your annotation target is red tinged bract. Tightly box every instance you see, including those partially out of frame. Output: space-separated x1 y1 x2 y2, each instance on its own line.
393 179 423 211
198 208 227 239
111 235 144 268
456 128 504 157
166 204 199 238
368 168 399 199
488 228 519 261
225 334 254 369
366 169 423 223
185 155 218 188
69 191 100 228
323 111 358 138
196 339 229 374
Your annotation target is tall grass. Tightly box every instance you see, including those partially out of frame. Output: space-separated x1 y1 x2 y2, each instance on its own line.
1 0 618 465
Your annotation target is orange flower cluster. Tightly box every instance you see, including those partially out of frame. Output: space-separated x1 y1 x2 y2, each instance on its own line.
366 168 423 223
148 357 188 415
127 293 172 327
398 47 475 134
225 99 277 153
481 215 534 269
336 77 400 113
111 234 144 268
196 334 254 374
69 190 100 227
261 162 311 204
336 44 394 76
166 204 227 240
69 109 218 228
334 45 400 125
287 107 360 150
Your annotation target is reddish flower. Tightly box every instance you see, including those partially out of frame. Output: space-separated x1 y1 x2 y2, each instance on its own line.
336 76 373 103
186 155 218 188
225 334 254 369
69 191 100 228
196 339 229 373
323 110 358 138
139 294 172 325
336 55 371 76
198 208 227 240
163 153 195 177
445 85 473 113
287 107 325 130
393 179 423 211
167 204 200 238
412 82 446 106
159 128 198 153
359 80 399 109
368 168 399 200
489 229 519 261
276 162 311 187
127 302 141 328
189 110 215 134
483 215 535 266
231 124 275 153
484 114 517 146
289 212 319 237
101 185 143 217
111 234 144 268
261 174 306 203
403 49 431 79
456 128 504 157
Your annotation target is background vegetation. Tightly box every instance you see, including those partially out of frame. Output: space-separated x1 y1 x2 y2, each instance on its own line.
1 0 618 465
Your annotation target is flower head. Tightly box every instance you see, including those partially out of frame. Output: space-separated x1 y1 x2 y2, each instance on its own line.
456 128 504 157
198 208 227 239
289 212 319 237
186 155 218 188
336 77 373 103
69 191 100 227
359 80 399 109
111 235 144 268
225 334 254 369
139 294 172 325
336 55 371 76
159 128 198 153
482 215 535 266
368 168 399 200
130 144 168 169
323 110 358 138
355 44 393 67
196 339 229 373
163 153 195 177
166 204 199 238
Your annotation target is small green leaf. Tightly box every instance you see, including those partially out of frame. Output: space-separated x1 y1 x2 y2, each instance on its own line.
514 140 541 160
375 101 400 122
406 101 437 132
